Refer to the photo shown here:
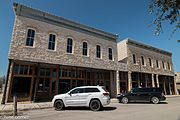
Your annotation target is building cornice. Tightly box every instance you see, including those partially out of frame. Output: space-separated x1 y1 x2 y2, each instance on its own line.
125 38 172 56
13 2 118 41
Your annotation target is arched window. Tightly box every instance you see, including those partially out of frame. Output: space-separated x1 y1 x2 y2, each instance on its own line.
149 58 152 67
141 56 145 65
108 48 113 60
96 45 101 58
67 38 73 53
156 60 159 68
133 54 136 64
26 29 35 46
83 42 88 56
48 34 56 50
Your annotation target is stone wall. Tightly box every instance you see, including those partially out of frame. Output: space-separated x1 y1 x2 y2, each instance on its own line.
127 44 174 76
9 16 127 71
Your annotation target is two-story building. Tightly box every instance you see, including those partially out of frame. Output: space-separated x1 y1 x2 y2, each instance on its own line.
117 39 176 95
2 3 127 103
2 3 177 103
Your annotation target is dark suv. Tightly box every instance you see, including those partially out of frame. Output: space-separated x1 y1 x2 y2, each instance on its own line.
117 88 166 104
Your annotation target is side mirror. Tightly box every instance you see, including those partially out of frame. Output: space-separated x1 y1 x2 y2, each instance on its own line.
68 92 72 96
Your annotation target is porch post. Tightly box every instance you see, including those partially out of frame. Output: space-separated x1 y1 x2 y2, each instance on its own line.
116 71 120 95
128 71 132 91
156 74 159 87
152 74 155 87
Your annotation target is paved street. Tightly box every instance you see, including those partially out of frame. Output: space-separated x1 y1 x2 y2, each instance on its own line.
25 97 180 120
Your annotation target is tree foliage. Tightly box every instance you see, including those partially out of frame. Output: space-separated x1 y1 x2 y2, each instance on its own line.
149 0 180 36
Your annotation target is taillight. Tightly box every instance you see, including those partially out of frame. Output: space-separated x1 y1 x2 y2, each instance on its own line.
103 93 109 96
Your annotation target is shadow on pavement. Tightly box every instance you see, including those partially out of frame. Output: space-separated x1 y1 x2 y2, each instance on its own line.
103 107 117 111
121 101 168 105
63 106 116 111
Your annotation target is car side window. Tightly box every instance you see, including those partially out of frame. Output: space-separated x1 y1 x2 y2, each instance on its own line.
131 88 138 93
70 88 84 94
84 88 100 93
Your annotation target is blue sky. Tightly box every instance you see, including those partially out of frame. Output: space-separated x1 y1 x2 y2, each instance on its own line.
0 0 179 76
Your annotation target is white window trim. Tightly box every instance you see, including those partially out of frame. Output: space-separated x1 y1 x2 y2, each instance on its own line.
108 47 114 61
96 44 102 59
48 33 57 51
141 56 146 66
66 37 74 54
82 40 89 57
132 54 138 65
156 60 160 69
25 27 36 48
149 58 153 68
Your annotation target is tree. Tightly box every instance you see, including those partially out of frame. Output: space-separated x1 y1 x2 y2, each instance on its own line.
149 0 180 36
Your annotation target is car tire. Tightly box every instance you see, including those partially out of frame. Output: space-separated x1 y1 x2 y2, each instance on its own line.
89 99 102 111
121 97 128 104
151 96 159 104
54 100 64 110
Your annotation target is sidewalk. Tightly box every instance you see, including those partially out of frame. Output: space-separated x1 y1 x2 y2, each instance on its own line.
0 102 52 112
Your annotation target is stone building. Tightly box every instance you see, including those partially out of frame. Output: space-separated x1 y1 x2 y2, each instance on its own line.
117 39 177 95
175 72 180 94
2 3 127 103
2 3 177 103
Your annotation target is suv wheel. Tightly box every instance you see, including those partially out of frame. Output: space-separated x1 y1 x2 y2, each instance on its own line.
151 97 159 104
89 99 101 111
54 100 64 110
121 97 128 104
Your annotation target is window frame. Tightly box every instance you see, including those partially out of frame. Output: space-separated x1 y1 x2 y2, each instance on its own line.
48 33 56 51
82 41 88 56
156 60 160 68
66 37 74 54
167 62 171 70
141 56 145 66
108 47 113 60
25 28 36 47
133 54 136 64
96 44 101 59
162 61 165 69
149 58 152 67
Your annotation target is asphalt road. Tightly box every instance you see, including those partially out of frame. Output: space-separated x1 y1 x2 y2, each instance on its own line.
25 97 180 120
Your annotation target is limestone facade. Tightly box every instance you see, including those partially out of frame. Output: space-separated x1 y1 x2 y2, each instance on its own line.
117 39 176 94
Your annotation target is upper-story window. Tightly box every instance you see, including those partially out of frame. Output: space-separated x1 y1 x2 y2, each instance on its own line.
26 29 35 47
162 61 165 69
133 54 136 64
67 38 73 53
167 62 171 70
48 34 56 50
96 45 101 58
156 60 159 68
141 56 145 65
82 42 88 56
108 48 113 60
149 58 152 67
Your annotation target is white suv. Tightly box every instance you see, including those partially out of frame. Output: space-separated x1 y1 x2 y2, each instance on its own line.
52 86 110 111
